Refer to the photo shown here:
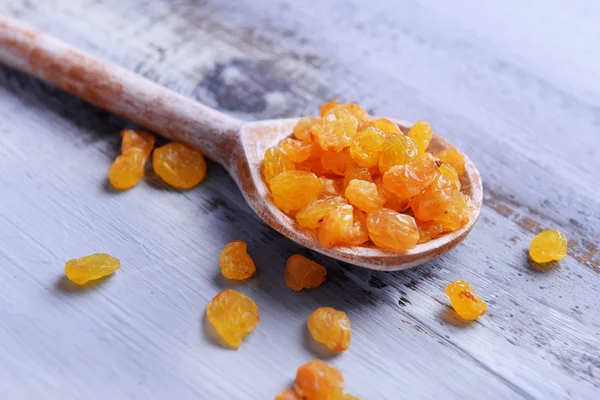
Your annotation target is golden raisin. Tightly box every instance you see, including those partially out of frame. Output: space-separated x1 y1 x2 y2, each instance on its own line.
263 147 296 184
319 204 368 247
275 389 301 400
320 177 343 197
219 241 256 280
382 157 440 198
295 360 344 400
270 171 324 212
411 187 471 231
297 197 347 229
416 219 444 243
108 148 146 190
297 157 328 176
121 129 156 158
281 138 320 163
321 150 358 176
349 126 386 167
293 116 320 142
366 209 419 251
320 100 340 116
375 178 410 212
445 280 487 321
343 103 369 122
316 106 358 152
529 230 568 263
437 148 465 178
153 143 207 189
206 289 259 349
343 168 373 190
362 118 402 136
406 120 432 154
438 164 461 190
285 254 327 291
64 253 120 285
378 135 418 173
345 180 385 213
307 307 352 351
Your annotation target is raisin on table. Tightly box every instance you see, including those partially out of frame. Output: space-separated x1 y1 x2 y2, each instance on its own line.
285 254 327 291
307 307 352 351
64 253 120 285
153 142 207 189
219 241 256 280
445 280 487 321
206 289 259 349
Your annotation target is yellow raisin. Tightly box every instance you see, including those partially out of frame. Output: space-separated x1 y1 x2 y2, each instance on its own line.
378 135 418 173
281 138 320 163
319 204 368 247
153 142 207 189
297 197 347 229
382 156 440 198
437 148 465 178
121 129 156 158
362 118 402 136
349 126 386 167
64 253 120 285
321 150 358 176
320 177 343 197
263 147 296 184
343 103 369 122
438 164 461 190
343 168 373 190
295 360 345 400
219 240 256 280
406 120 432 155
344 179 385 213
270 171 324 212
297 157 328 176
293 116 320 142
307 307 352 351
285 254 327 291
529 230 568 263
206 289 259 349
108 148 146 190
411 187 471 231
445 280 487 321
366 209 419 251
275 389 302 400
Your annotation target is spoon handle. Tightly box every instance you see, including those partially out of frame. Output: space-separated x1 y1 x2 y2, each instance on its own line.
0 17 242 165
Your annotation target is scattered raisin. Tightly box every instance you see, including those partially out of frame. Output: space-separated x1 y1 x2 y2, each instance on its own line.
219 241 256 280
529 230 568 263
295 360 345 400
285 254 327 291
206 289 259 349
153 142 207 189
445 280 487 321
64 253 120 285
307 307 352 351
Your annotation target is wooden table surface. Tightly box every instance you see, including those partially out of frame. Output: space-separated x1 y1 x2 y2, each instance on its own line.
1 1 599 399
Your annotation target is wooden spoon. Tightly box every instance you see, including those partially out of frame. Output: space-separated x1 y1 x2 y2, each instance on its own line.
0 17 482 271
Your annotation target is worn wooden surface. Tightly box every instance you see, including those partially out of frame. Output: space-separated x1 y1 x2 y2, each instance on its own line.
0 0 599 399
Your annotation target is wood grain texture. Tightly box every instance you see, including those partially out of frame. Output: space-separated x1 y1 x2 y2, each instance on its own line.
0 0 598 399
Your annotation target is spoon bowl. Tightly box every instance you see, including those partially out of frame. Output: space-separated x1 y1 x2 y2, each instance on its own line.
0 17 482 271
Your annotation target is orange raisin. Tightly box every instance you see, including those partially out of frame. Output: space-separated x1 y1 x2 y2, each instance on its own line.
438 164 461 190
153 142 207 189
293 116 320 142
344 180 385 213
366 209 419 251
206 289 259 349
343 103 369 122
307 307 351 351
263 147 296 184
320 177 343 197
108 148 146 190
343 168 373 190
297 197 347 229
349 126 386 167
445 280 487 321
64 253 120 285
382 156 440 198
529 230 568 263
281 138 320 163
378 135 418 173
321 150 358 176
411 187 471 231
406 120 432 155
270 171 324 212
295 360 344 400
285 254 327 291
297 157 328 176
437 148 465 178
219 240 256 280
121 129 156 158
